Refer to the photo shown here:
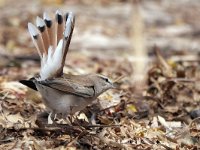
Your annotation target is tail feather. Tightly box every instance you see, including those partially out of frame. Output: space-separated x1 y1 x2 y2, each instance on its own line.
43 12 55 48
28 10 75 80
62 12 75 67
19 79 38 91
36 16 50 53
28 23 45 58
55 10 64 46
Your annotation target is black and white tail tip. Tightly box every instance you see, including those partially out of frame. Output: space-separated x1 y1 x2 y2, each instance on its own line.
28 10 75 58
28 10 75 80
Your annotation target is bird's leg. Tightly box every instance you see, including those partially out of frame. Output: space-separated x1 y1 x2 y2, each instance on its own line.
90 112 97 125
54 113 57 120
96 98 101 105
48 112 57 124
67 106 74 124
68 106 82 126
48 112 53 124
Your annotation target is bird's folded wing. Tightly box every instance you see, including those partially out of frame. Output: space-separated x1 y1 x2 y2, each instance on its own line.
39 79 95 98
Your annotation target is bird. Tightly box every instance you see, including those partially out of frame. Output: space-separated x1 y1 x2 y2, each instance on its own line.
19 10 116 121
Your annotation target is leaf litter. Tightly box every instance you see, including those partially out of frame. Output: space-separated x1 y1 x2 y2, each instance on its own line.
0 0 200 149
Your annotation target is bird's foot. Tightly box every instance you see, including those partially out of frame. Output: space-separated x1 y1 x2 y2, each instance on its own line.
48 112 57 124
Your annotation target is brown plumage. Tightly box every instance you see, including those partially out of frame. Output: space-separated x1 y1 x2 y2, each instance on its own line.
20 10 115 121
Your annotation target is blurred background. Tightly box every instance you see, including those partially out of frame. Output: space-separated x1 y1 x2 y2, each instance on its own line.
1 1 200 148
1 0 200 81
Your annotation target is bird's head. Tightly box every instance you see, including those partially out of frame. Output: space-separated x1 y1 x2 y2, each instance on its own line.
90 74 117 96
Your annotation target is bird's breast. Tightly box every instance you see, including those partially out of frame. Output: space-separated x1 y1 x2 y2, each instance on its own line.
35 83 94 115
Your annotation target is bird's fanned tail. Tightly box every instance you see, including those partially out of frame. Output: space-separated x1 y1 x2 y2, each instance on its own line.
28 10 75 80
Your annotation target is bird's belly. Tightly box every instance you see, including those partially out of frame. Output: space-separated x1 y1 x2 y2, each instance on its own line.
35 83 93 115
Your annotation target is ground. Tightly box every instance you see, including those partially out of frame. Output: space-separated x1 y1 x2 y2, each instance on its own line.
0 0 200 149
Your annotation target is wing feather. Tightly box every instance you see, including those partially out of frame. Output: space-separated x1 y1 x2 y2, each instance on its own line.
38 78 95 98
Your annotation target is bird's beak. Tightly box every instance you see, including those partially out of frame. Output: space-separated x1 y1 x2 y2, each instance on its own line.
111 75 125 89
112 82 120 89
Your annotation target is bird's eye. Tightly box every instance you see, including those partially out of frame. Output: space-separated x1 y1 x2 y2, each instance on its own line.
99 75 110 83
105 78 109 82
